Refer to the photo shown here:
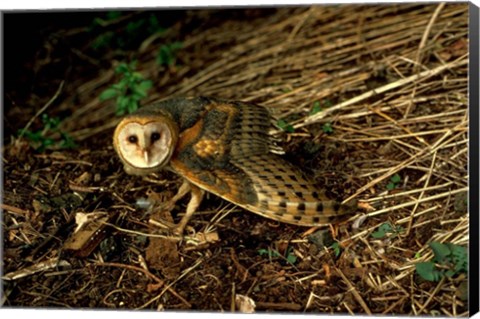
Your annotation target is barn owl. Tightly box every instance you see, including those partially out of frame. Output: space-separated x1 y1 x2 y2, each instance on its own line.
113 97 357 234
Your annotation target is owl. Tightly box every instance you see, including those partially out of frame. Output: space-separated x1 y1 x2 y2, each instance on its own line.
113 97 357 234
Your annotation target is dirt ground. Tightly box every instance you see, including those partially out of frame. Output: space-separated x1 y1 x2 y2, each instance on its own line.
2 4 472 315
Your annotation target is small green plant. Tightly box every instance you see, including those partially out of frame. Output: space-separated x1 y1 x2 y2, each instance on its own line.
285 246 297 265
258 246 297 265
99 61 153 115
157 42 183 66
330 241 342 257
309 100 334 133
310 101 322 115
309 99 333 116
371 222 404 239
387 173 402 190
90 12 123 50
18 114 76 152
322 122 333 134
415 241 468 282
276 119 295 133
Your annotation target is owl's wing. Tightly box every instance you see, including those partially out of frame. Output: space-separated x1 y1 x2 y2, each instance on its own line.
169 98 356 226
172 153 356 226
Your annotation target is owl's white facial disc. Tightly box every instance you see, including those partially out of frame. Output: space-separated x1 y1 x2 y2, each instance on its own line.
116 121 174 169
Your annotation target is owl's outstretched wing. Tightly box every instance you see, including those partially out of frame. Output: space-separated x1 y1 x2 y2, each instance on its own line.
169 99 356 226
172 153 356 226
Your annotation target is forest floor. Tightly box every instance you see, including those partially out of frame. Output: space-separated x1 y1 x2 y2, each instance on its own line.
2 4 470 315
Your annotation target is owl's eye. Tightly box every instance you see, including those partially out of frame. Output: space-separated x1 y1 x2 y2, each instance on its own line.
127 135 138 144
151 132 161 142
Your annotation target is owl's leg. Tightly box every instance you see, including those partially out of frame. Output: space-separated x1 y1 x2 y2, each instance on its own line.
174 183 205 235
167 179 192 208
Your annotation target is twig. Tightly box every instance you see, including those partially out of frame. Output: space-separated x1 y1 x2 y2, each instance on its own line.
417 277 446 314
403 151 437 236
137 258 203 309
1 203 30 215
3 257 71 281
414 3 446 73
18 80 65 137
335 266 372 315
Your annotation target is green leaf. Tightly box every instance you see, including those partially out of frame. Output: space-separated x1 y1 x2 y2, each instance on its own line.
42 115 60 130
257 249 269 256
131 72 144 81
127 100 139 114
429 242 452 263
23 130 35 140
277 119 295 133
91 33 114 50
158 47 173 66
258 248 283 259
322 123 333 134
24 130 43 143
286 254 297 265
126 20 145 34
371 230 386 239
379 223 393 233
132 89 147 99
284 246 297 265
92 17 105 27
147 14 162 33
116 96 130 115
136 80 153 93
115 63 130 74
157 42 183 66
394 225 405 234
40 113 50 125
310 101 322 115
447 243 468 273
99 88 119 101
386 182 396 190
371 223 395 238
59 133 77 149
330 242 342 257
42 138 55 147
390 173 401 184
416 261 443 281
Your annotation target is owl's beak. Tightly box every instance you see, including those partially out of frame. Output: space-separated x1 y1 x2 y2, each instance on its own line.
143 149 149 164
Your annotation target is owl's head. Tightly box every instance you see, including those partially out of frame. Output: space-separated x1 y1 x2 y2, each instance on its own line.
113 115 178 175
